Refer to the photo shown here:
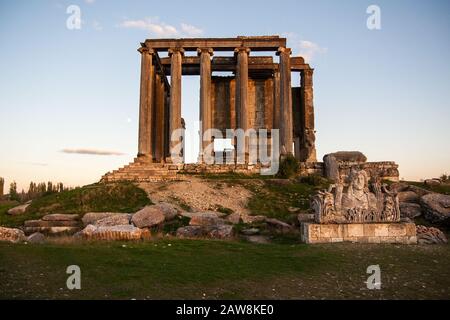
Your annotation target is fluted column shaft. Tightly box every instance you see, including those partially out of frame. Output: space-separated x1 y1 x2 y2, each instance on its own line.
277 47 293 155
300 68 317 162
168 48 184 161
137 46 154 158
198 48 214 162
235 47 250 161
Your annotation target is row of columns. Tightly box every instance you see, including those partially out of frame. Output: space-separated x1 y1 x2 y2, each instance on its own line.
137 45 300 162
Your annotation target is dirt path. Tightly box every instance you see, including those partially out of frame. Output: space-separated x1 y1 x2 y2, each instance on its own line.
139 176 254 214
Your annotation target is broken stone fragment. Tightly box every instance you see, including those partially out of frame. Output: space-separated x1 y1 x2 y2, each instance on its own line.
416 225 447 244
420 193 450 224
7 203 31 216
42 214 80 221
77 224 145 240
82 212 125 226
131 206 165 228
94 214 131 227
0 226 26 243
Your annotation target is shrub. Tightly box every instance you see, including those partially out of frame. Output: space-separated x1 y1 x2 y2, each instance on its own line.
276 154 300 179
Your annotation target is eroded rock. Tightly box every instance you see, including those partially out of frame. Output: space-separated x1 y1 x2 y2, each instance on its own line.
0 226 26 243
77 224 145 240
7 203 31 216
131 206 165 228
416 225 448 244
420 193 450 224
399 203 422 219
94 214 131 227
82 212 124 226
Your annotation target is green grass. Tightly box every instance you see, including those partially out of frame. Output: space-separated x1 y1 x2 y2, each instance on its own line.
0 239 449 299
0 182 151 228
244 180 328 223
405 181 450 195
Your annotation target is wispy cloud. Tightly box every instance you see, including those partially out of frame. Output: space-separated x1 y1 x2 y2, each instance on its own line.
180 23 203 37
60 148 125 156
283 32 327 62
18 162 48 167
84 0 96 4
119 17 204 37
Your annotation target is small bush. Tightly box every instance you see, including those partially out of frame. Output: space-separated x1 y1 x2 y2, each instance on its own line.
276 154 300 179
298 175 330 187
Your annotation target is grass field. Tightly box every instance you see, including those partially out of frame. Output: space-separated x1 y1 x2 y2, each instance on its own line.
0 239 449 300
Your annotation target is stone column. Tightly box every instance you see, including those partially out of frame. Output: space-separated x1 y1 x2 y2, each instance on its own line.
273 70 281 131
300 68 317 162
198 47 214 162
153 72 165 162
137 46 154 158
235 47 250 162
168 48 184 162
277 47 293 156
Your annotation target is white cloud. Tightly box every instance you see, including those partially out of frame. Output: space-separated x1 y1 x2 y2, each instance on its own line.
180 23 203 36
120 17 203 38
84 0 96 4
61 149 125 156
298 40 327 62
283 32 327 62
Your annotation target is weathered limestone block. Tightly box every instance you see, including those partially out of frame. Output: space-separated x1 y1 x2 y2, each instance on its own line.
176 224 234 239
416 225 448 244
77 224 145 241
400 203 422 219
7 202 31 216
94 214 131 227
265 218 293 230
398 191 419 203
241 214 266 224
24 220 80 228
420 193 450 224
27 232 45 244
189 212 225 226
325 151 367 163
206 224 234 239
24 226 80 236
82 212 126 226
301 222 417 244
42 214 80 221
132 206 165 228
176 226 204 238
154 202 179 220
0 226 26 243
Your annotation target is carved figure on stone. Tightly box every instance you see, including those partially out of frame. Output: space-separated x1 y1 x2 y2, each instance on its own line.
311 168 400 224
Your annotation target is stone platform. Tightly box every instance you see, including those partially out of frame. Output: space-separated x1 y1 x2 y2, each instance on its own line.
301 222 417 244
100 157 183 183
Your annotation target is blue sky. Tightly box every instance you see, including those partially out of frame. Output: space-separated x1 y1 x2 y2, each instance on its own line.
0 0 449 190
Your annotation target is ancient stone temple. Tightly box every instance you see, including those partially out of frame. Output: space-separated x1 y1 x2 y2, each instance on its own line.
102 36 317 182
101 35 400 183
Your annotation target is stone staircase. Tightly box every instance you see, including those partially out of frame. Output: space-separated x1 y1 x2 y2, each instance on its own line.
100 157 184 183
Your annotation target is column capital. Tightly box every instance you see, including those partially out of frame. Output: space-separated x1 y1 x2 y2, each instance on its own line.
276 47 292 56
137 46 155 55
234 47 251 54
197 47 214 56
168 47 185 57
302 67 314 75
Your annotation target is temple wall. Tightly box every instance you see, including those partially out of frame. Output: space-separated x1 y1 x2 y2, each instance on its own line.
211 76 274 133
